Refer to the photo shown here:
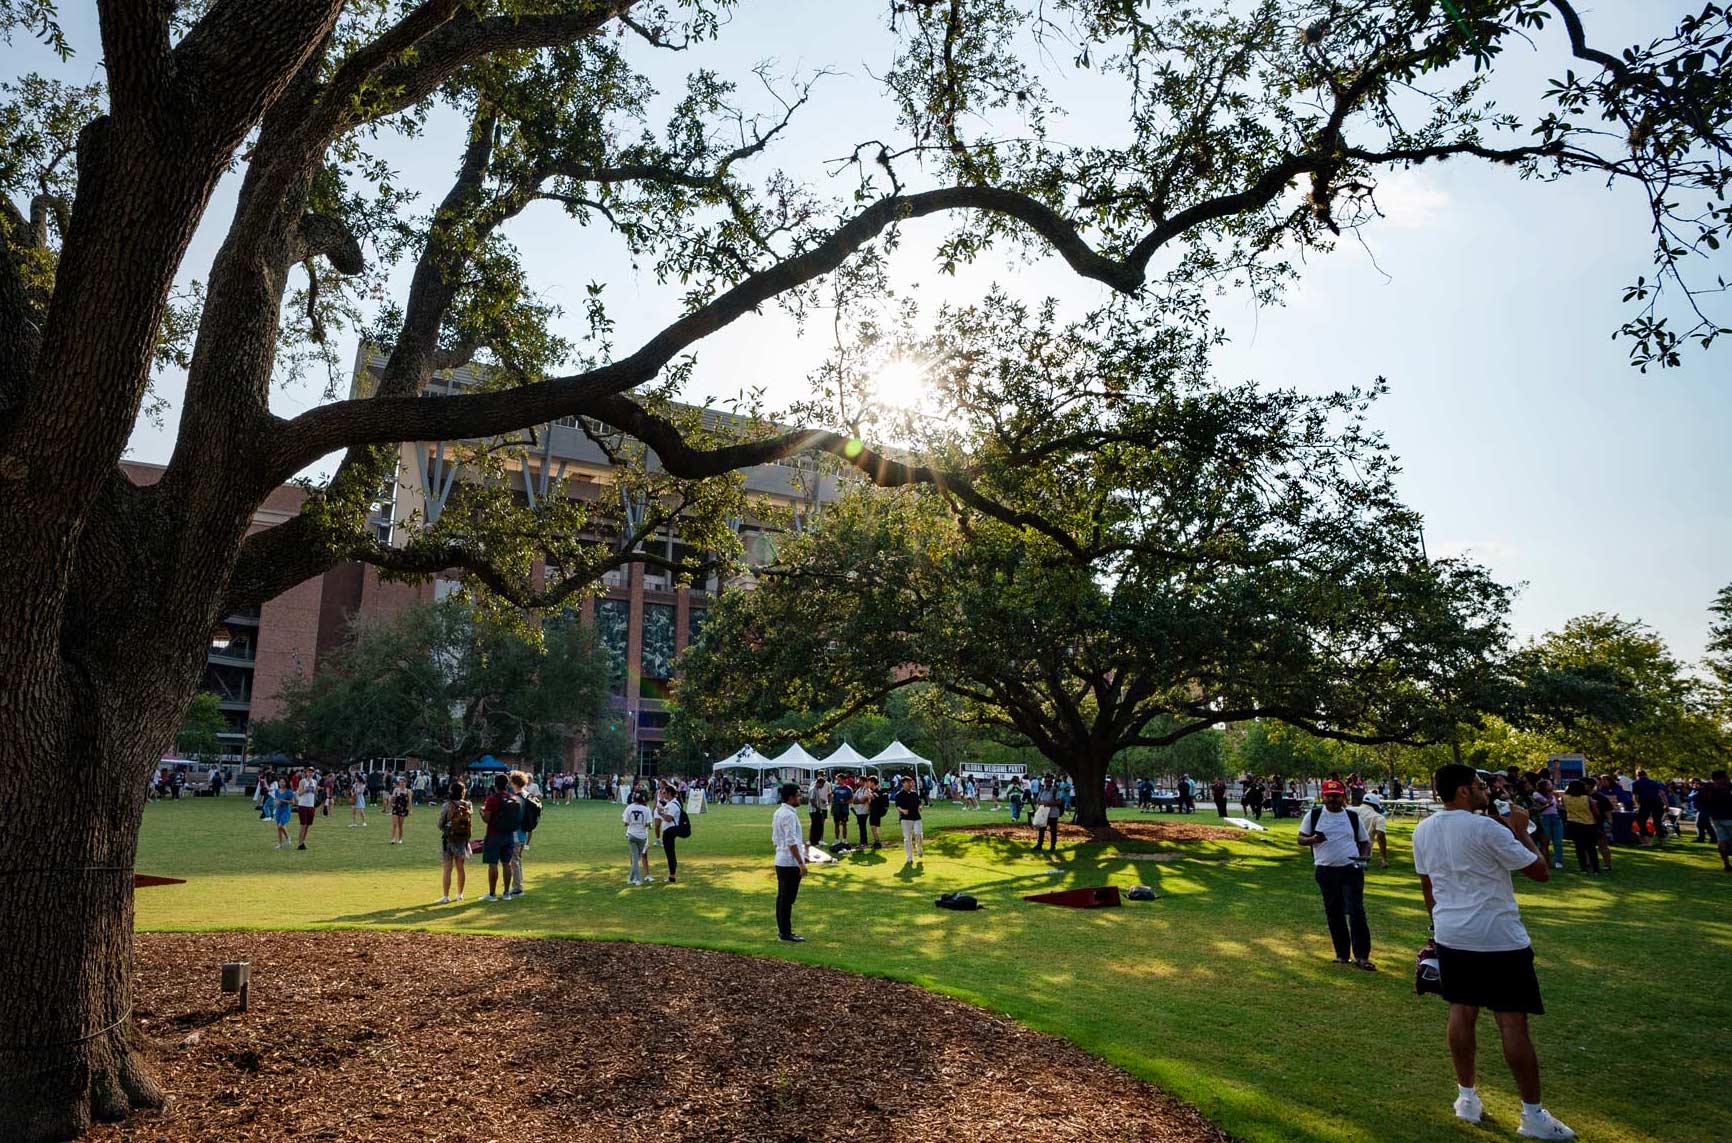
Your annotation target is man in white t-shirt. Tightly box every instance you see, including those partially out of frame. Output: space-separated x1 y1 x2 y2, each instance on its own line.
293 770 318 850
1296 778 1374 970
1357 793 1390 868
1412 763 1573 1140
771 782 808 942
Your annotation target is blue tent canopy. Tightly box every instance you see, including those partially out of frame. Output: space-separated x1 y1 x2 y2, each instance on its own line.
465 754 507 772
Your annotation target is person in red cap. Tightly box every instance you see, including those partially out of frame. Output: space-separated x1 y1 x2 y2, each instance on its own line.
1297 778 1374 970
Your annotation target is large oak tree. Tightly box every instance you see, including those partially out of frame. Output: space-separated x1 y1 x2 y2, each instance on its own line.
0 1 1726 1135
672 298 1515 827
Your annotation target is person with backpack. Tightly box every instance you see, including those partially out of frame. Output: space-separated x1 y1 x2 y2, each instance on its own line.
866 775 890 850
657 782 689 883
1032 777 1063 853
508 770 542 898
623 789 656 885
1297 778 1375 971
480 773 522 902
436 779 473 903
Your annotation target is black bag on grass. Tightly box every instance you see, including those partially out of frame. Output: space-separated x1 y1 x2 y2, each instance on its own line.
935 892 979 911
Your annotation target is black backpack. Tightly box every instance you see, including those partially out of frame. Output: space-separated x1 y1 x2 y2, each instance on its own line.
1307 804 1366 848
935 892 979 911
497 793 525 833
520 793 543 834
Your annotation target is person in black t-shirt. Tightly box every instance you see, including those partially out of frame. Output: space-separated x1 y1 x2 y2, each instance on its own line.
894 776 924 864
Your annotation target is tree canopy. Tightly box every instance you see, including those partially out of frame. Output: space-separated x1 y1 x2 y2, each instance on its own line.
672 298 1514 824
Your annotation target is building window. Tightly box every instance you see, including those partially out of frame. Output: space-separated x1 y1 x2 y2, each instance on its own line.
595 598 630 694
687 606 709 646
641 603 675 686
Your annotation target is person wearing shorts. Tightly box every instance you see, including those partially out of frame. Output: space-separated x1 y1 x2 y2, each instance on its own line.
388 776 410 844
1413 763 1574 1140
436 780 471 903
866 776 889 851
480 774 518 901
294 770 317 849
894 775 924 864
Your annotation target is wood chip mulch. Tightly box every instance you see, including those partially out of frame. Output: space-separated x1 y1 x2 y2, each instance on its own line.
946 819 1248 845
95 932 1228 1143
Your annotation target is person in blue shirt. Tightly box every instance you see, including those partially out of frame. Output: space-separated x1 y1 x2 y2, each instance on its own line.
271 780 295 849
1631 769 1667 845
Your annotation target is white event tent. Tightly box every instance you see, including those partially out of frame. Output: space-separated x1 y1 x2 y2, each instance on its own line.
766 742 824 775
820 741 872 772
864 739 938 780
710 746 776 774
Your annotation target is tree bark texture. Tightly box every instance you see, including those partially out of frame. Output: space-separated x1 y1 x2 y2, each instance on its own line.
1064 751 1112 829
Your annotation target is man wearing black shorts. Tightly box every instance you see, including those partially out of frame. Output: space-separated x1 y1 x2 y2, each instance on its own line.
866 776 889 850
1413 763 1574 1140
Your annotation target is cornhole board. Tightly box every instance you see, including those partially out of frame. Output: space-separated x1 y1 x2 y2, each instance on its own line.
1023 885 1121 909
134 874 186 888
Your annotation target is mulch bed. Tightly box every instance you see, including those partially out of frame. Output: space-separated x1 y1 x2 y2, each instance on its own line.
947 819 1247 845
96 932 1227 1143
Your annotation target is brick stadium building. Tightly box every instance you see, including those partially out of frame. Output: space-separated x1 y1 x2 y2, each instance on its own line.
144 348 837 773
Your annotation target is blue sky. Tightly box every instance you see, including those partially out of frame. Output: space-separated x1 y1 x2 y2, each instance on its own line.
12 3 1730 662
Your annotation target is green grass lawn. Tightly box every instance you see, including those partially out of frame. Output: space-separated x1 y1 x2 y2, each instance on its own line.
135 796 1730 1142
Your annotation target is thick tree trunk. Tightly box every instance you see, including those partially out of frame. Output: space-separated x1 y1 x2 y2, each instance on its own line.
1066 750 1112 828
0 690 180 1140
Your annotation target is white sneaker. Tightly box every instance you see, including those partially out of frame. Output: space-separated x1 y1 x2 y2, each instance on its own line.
1453 1093 1484 1124
436 896 450 904
455 894 463 901
1518 1108 1576 1139
348 823 357 828
641 877 655 884
481 894 499 902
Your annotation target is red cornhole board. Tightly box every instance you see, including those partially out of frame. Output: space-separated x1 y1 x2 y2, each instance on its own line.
1023 885 1121 909
134 874 187 889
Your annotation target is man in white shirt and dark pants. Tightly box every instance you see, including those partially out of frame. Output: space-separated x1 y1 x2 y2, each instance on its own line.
1296 778 1375 970
1412 763 1573 1140
771 782 808 943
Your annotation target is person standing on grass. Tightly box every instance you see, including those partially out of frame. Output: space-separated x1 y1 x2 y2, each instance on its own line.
1413 763 1574 1140
1296 778 1374 971
1032 778 1063 853
1697 770 1732 872
1559 780 1602 875
852 778 874 847
1211 777 1229 818
349 774 368 827
480 774 521 901
436 779 472 903
1531 780 1564 870
867 776 890 851
771 782 808 942
294 768 318 849
657 782 685 883
832 775 853 843
808 774 831 846
1007 778 1024 823
894 775 925 865
1631 769 1667 846
271 778 295 848
1357 792 1390 868
388 776 411 844
623 789 656 886
507 770 540 898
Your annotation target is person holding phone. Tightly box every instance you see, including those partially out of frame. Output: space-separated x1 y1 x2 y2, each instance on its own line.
1297 778 1374 970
